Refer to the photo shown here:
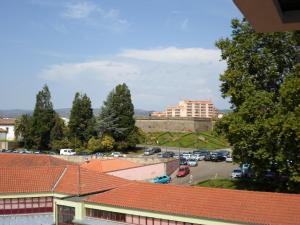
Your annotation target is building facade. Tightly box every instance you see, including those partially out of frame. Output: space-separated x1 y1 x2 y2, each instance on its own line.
0 118 16 141
151 100 217 119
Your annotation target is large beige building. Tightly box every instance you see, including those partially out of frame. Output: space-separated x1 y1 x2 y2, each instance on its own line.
151 100 217 118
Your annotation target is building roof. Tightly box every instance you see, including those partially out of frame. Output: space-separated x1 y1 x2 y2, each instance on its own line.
0 160 130 195
0 153 76 167
86 182 300 225
0 118 16 125
80 159 141 173
54 165 130 195
0 128 7 133
0 166 65 194
234 0 300 32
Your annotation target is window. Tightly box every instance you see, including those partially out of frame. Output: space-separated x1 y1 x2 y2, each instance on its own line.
0 197 53 215
86 209 126 223
58 205 75 225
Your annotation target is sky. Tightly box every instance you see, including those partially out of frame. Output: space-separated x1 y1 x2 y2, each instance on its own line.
0 0 242 111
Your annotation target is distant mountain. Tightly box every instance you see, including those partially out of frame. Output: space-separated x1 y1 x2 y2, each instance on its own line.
0 108 153 118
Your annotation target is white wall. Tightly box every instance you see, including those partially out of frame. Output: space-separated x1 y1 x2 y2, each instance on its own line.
0 125 15 141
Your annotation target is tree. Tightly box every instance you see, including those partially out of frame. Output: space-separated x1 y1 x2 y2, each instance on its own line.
15 114 34 148
31 85 56 149
68 92 95 148
50 115 67 149
98 83 136 149
215 19 300 191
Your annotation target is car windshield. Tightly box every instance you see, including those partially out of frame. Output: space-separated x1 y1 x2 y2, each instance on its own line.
234 169 241 173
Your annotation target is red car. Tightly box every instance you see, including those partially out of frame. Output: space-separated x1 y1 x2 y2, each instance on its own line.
176 166 190 177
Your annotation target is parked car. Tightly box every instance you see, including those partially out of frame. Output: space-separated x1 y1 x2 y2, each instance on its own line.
176 166 190 177
111 152 123 157
60 149 76 156
187 158 198 167
231 168 242 179
192 153 205 161
144 148 155 156
48 151 58 155
179 158 188 165
151 175 171 184
204 153 212 161
226 156 233 163
94 152 104 157
162 151 175 158
152 147 161 153
211 152 226 162
181 152 192 159
78 151 90 156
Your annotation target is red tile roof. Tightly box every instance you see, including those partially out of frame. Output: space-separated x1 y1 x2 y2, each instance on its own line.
81 159 141 173
0 166 65 193
0 159 130 195
86 182 300 225
0 153 76 167
54 165 130 195
0 118 16 125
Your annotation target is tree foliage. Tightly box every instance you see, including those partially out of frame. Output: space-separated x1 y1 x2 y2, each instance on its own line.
68 92 95 148
215 19 300 191
98 83 137 150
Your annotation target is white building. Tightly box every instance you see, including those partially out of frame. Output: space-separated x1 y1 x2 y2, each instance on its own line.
0 118 16 141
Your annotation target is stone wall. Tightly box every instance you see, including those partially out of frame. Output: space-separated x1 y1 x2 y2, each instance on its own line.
135 117 212 133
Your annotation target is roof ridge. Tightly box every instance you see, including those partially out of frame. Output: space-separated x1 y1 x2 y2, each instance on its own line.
51 166 68 192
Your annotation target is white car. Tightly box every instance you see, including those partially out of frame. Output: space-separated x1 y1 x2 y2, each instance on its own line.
182 152 192 159
60 149 76 156
111 152 124 157
192 154 205 161
226 156 233 163
231 168 242 178
187 158 198 167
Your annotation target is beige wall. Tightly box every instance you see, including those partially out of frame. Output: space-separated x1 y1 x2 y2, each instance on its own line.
136 117 212 133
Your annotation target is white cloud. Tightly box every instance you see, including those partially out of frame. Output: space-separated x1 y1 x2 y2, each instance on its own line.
40 60 140 83
61 1 129 32
40 47 228 109
180 18 189 30
118 47 222 65
63 1 96 19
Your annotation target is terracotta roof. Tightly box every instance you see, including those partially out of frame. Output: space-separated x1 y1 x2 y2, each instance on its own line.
86 182 300 225
0 118 16 125
0 128 7 133
81 159 141 173
0 167 65 193
54 165 130 195
0 153 76 167
0 159 130 195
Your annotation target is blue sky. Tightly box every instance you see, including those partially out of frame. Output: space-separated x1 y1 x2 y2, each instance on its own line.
0 0 242 111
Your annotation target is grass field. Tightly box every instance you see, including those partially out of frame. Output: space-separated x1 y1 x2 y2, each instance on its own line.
144 131 229 150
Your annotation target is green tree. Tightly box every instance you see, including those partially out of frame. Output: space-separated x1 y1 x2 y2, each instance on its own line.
31 85 56 150
87 137 102 152
98 83 136 149
15 114 34 148
50 115 67 149
68 92 95 148
215 19 300 191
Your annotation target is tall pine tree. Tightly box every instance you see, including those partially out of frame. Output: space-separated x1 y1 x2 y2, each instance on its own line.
68 92 95 148
31 85 56 150
98 83 135 143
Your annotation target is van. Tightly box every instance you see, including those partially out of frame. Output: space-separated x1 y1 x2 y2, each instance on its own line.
60 149 76 156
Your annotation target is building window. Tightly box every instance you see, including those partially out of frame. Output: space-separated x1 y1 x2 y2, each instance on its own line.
86 208 126 223
0 197 53 215
57 205 75 225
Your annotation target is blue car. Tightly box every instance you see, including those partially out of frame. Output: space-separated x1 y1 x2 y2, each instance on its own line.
151 175 171 184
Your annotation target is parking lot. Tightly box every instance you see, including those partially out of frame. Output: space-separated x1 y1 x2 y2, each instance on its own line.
171 161 238 185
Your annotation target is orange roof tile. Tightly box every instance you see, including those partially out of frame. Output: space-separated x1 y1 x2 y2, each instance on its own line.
0 118 16 125
0 167 65 193
0 153 76 168
86 182 300 225
53 165 130 195
81 159 141 173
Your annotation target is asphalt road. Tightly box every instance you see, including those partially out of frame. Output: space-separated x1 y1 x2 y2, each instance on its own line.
171 161 238 185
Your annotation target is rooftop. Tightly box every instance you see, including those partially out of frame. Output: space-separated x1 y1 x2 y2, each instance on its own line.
0 153 76 167
80 159 141 173
86 182 300 225
0 162 130 195
0 118 16 125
